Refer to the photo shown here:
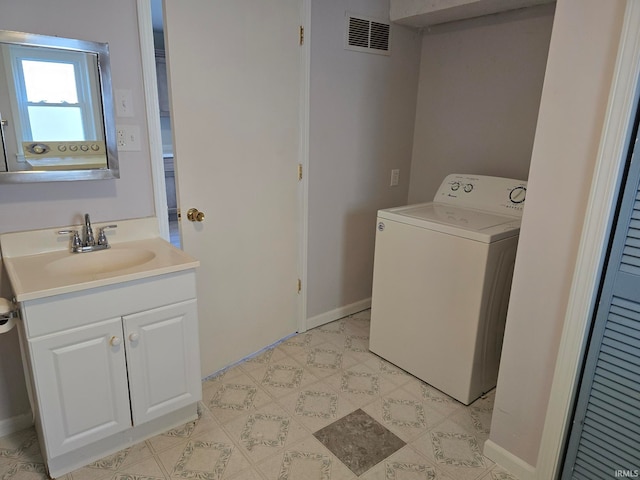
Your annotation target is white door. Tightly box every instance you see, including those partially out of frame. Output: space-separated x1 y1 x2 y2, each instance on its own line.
124 300 201 425
163 0 302 376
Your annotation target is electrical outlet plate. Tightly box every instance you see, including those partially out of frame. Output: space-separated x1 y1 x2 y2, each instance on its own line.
116 125 141 152
390 169 400 187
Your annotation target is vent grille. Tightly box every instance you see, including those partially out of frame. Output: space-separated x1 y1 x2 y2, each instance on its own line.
345 14 390 55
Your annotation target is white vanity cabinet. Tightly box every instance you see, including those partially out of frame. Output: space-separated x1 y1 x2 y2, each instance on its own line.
123 300 199 426
29 316 131 458
16 269 202 478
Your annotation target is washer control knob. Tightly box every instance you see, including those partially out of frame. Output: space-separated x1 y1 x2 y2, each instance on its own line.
463 184 474 193
509 186 527 204
451 182 460 191
69 144 78 152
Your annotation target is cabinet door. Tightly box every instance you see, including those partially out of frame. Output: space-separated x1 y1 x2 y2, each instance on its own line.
124 300 201 425
29 317 131 458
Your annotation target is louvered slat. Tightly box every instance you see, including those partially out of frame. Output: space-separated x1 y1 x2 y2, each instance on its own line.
571 297 640 476
563 122 640 478
347 17 369 48
369 21 390 51
589 395 640 430
622 198 640 273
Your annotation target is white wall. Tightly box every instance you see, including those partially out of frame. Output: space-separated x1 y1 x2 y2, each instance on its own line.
306 0 421 322
408 4 554 203
487 0 626 469
0 0 153 428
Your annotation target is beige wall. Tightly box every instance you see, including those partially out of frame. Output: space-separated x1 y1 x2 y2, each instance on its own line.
488 0 626 467
306 0 421 321
0 0 153 428
408 4 554 203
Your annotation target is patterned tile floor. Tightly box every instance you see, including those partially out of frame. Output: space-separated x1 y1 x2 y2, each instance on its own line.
0 310 519 480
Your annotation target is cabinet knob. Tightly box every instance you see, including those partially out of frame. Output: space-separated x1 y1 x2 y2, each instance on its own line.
129 332 140 342
109 336 122 347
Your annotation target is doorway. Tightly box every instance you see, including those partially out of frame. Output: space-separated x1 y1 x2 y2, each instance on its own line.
150 0 179 248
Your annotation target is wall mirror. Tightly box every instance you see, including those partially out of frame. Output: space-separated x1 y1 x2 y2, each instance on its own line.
0 30 118 183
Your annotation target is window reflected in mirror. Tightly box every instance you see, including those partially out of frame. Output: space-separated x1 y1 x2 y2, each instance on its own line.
0 30 118 182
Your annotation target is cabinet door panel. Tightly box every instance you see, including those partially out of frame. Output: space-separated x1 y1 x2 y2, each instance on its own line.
30 317 131 457
124 300 201 425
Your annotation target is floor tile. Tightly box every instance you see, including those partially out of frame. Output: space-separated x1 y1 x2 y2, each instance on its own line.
244 356 319 399
361 389 447 443
147 403 220 454
256 436 356 480
401 379 464 417
358 445 452 480
324 363 399 408
1 461 50 480
101 456 166 480
202 371 273 425
359 356 414 387
411 418 494 480
0 309 521 480
278 379 358 433
313 409 406 476
0 429 41 464
156 427 252 480
485 465 520 480
223 402 309 464
69 442 154 480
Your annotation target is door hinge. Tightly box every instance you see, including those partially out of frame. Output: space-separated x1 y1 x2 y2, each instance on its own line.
177 208 181 219
299 25 304 46
297 163 303 181
297 278 302 294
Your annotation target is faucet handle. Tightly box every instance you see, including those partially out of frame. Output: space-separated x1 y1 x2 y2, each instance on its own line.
97 224 118 245
58 229 82 249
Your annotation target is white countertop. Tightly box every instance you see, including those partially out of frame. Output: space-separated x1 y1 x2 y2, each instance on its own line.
0 217 199 302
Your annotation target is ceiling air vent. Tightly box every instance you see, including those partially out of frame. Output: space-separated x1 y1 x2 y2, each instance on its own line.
345 14 390 56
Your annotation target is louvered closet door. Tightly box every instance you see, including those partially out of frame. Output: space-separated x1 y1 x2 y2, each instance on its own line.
561 127 640 477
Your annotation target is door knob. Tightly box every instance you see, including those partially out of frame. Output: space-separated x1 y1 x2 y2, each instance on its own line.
187 208 205 222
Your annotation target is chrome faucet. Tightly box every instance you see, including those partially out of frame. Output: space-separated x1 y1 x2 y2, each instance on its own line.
58 214 117 253
84 213 95 247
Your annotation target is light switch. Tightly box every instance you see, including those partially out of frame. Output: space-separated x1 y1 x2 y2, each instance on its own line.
115 89 134 117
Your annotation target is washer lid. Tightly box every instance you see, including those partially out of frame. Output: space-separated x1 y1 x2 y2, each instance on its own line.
378 202 522 243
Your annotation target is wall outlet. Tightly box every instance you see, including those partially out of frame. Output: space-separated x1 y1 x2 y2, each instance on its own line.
390 169 400 187
116 125 141 151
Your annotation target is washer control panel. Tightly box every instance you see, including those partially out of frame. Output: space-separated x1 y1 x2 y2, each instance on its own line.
434 174 527 216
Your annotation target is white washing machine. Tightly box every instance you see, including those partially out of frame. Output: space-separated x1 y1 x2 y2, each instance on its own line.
369 174 527 405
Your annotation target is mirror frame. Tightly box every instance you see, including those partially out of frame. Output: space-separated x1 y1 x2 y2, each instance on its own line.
0 30 119 183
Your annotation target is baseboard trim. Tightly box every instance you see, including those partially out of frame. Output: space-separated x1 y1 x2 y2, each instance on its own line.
483 439 536 480
0 412 33 437
306 298 371 330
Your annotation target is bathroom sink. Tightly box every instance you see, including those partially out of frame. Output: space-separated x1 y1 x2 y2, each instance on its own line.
0 218 199 301
44 248 156 276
